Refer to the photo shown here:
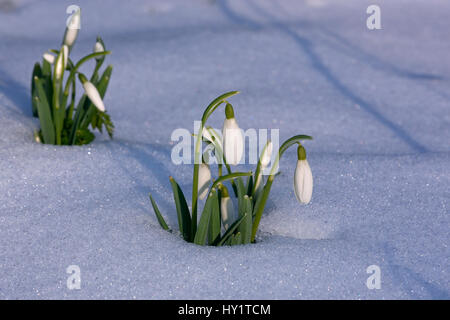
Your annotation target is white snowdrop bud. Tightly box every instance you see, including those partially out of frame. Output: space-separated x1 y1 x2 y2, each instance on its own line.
198 163 212 200
222 104 244 166
293 145 313 204
94 41 104 54
79 73 106 112
94 40 104 61
64 9 80 47
43 52 55 64
220 186 236 231
260 140 273 169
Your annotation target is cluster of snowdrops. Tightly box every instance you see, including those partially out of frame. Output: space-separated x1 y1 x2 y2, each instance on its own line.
31 9 314 246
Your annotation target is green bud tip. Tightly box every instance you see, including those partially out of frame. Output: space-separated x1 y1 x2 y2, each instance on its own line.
297 145 307 160
225 103 235 119
78 73 88 84
219 185 230 197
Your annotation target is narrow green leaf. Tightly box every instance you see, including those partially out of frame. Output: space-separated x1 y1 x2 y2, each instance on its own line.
216 213 247 246
34 77 55 144
235 177 246 201
42 59 52 77
194 189 217 245
231 232 242 246
246 175 253 196
149 193 170 231
208 189 221 245
169 176 192 242
240 195 253 244
31 63 42 117
91 65 113 98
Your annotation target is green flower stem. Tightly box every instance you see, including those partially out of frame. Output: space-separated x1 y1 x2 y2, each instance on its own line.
67 78 76 120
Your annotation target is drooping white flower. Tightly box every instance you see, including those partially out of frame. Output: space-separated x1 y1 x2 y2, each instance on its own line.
198 163 212 200
64 9 81 47
260 140 273 169
78 73 106 112
293 145 313 204
43 52 55 64
222 104 244 166
220 186 236 231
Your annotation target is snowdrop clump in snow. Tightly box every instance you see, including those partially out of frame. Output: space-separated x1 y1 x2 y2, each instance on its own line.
149 91 313 246
31 8 114 145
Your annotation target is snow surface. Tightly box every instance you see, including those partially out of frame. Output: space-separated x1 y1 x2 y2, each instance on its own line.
0 0 449 299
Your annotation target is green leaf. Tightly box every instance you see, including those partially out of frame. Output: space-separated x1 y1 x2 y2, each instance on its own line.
231 232 242 246
194 189 217 245
74 128 95 146
33 77 55 144
42 59 52 77
31 63 42 117
149 193 170 231
235 177 246 200
208 189 221 245
96 65 113 97
239 195 253 244
246 175 253 197
216 213 247 246
169 176 192 242
69 95 87 145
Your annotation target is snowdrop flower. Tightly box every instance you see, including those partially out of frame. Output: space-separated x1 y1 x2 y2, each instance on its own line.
78 73 106 112
222 104 244 165
198 162 212 200
64 9 81 47
220 186 236 230
293 145 313 204
43 52 55 64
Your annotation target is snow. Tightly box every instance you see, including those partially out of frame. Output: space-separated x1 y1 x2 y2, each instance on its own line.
0 0 449 299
